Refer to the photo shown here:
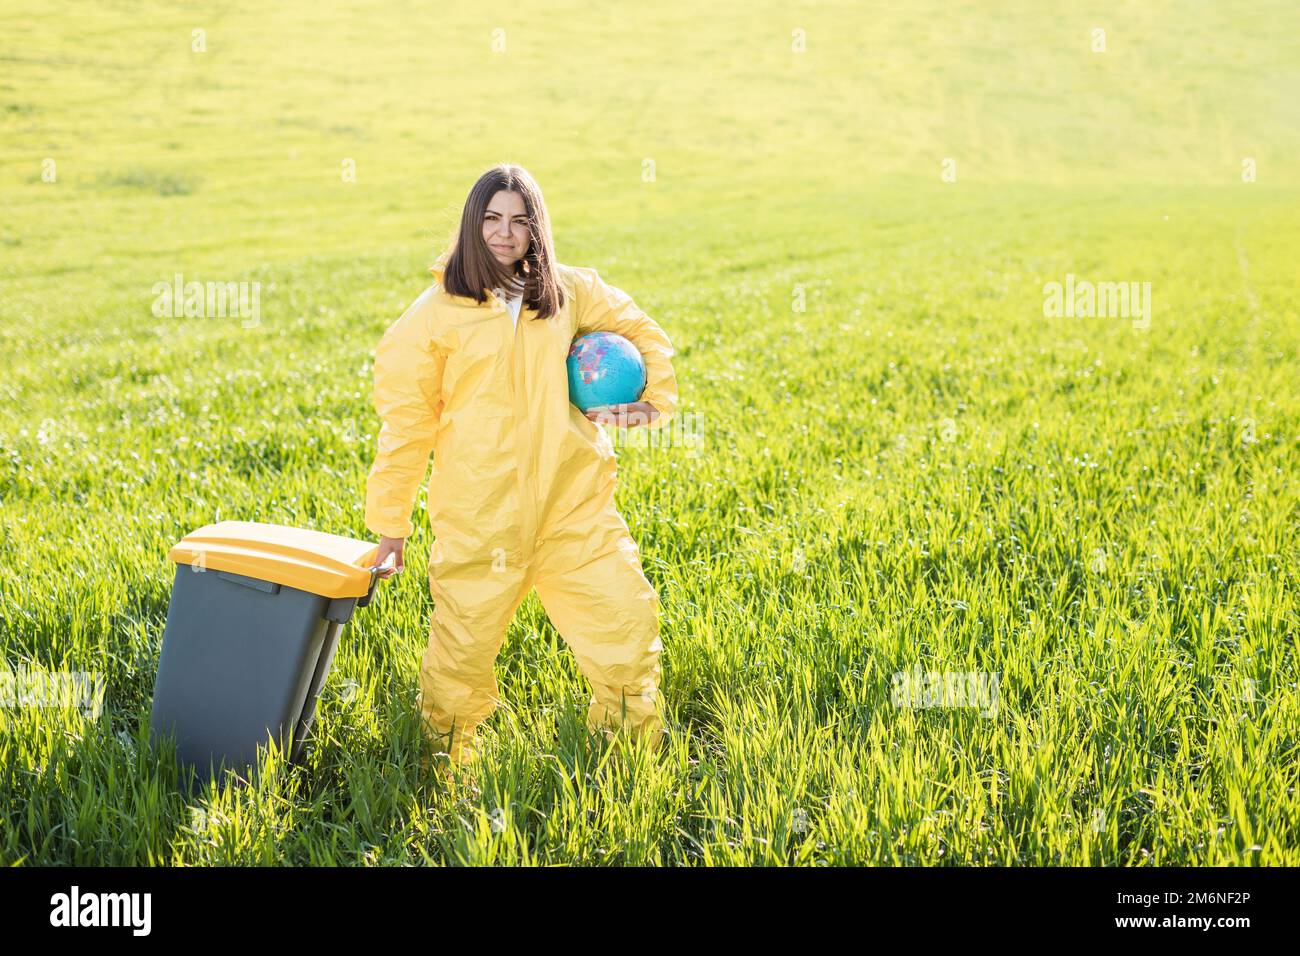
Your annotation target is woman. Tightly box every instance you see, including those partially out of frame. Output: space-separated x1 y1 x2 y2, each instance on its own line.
364 163 678 771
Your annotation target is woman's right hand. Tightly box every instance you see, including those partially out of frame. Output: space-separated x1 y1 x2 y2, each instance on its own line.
372 536 406 578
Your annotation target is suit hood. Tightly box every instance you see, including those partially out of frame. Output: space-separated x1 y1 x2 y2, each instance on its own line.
429 249 452 283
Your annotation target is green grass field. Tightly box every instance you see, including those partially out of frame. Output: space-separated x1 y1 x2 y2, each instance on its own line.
1 1 1298 865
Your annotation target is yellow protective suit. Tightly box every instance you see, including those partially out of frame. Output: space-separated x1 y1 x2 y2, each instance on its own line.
364 252 678 766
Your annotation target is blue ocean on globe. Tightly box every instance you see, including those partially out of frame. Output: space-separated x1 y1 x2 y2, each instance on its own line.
566 331 647 413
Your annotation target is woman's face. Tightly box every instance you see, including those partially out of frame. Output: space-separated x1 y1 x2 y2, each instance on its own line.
482 190 530 267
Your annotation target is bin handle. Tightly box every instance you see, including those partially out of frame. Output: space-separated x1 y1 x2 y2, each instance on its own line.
357 566 383 608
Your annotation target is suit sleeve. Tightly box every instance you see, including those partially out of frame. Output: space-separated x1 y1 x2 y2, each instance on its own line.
364 292 446 539
573 267 679 430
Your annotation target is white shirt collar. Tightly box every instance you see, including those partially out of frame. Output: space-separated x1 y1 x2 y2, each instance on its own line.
493 277 526 324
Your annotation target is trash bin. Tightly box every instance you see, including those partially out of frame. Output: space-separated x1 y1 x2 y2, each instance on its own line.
149 520 381 791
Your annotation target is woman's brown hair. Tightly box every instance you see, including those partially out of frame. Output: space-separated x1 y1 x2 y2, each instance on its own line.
438 163 565 320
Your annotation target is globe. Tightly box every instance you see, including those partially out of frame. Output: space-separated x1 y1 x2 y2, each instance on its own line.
566 331 647 413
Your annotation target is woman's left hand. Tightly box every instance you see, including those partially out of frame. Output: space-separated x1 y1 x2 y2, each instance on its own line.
585 401 660 428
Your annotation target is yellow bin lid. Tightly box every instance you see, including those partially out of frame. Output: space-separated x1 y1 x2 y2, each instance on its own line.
168 521 380 599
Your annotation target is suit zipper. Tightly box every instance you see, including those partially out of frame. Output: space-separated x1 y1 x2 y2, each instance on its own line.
498 294 538 565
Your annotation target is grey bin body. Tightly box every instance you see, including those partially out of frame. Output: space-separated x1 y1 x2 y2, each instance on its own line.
149 564 376 792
